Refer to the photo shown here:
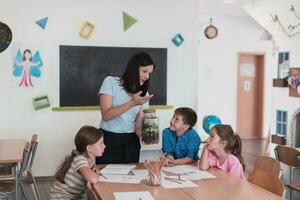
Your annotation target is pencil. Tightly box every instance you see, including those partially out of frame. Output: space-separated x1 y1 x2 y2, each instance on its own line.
177 174 186 182
100 174 107 179
164 177 182 184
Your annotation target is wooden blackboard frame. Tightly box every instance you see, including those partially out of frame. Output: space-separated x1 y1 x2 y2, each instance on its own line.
59 45 167 108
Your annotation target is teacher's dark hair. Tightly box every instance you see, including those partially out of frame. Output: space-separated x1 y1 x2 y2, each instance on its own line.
121 52 155 96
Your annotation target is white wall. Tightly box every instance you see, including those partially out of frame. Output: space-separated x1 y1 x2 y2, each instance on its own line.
0 0 200 176
244 0 300 139
197 14 273 140
0 0 281 176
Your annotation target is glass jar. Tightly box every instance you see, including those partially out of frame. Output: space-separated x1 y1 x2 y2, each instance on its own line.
141 109 159 145
148 171 161 186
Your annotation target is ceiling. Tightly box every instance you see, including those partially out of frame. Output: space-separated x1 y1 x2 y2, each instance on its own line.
198 0 256 17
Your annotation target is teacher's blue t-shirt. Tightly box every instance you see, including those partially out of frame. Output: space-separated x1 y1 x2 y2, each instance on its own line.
99 76 148 133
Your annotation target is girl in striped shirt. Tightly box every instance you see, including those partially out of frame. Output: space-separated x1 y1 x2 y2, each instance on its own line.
50 126 105 199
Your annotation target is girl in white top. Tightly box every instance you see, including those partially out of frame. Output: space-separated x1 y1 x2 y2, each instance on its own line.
50 126 105 199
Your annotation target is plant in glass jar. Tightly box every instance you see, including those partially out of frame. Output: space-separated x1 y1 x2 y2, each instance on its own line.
142 110 159 144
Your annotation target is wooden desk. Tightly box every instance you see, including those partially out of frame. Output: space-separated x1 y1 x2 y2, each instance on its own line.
181 168 282 200
0 139 26 163
0 139 26 200
95 180 192 200
94 164 282 200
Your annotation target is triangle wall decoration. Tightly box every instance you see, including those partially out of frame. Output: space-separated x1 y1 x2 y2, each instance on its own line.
123 11 137 31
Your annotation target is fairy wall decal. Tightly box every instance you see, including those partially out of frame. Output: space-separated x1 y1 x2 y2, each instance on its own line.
13 49 43 87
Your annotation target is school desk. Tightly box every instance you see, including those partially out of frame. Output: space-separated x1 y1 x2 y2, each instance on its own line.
94 163 282 200
0 139 26 200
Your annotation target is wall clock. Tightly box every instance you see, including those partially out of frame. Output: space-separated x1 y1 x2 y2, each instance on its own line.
204 18 218 39
0 22 12 53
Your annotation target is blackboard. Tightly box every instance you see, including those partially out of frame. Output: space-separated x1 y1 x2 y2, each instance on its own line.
59 45 167 107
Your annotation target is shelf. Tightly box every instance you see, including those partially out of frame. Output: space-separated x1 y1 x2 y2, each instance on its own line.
271 134 286 145
273 78 288 87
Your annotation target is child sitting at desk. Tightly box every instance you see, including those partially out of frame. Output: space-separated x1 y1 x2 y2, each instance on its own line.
162 107 201 165
199 124 246 180
50 125 106 199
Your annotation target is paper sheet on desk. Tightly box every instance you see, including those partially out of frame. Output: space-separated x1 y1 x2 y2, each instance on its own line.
98 174 143 184
132 169 149 179
162 165 200 174
100 164 136 175
113 191 154 200
181 170 216 180
162 165 216 180
161 175 198 189
103 164 136 169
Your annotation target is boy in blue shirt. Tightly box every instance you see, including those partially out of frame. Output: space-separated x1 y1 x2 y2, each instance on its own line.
162 107 201 164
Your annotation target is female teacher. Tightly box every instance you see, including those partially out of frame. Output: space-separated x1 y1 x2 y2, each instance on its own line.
96 52 155 164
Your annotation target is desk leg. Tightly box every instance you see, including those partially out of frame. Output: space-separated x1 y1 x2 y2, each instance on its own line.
15 163 20 200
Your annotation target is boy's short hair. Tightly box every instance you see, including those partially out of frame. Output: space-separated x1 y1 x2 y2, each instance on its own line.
174 107 197 129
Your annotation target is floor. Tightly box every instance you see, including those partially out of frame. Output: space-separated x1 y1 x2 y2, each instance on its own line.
4 139 300 199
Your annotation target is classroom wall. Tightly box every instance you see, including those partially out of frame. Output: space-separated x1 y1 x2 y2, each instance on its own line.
197 14 273 140
0 0 276 176
244 0 300 139
0 0 200 176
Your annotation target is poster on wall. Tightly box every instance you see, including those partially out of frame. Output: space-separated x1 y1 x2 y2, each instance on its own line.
288 68 300 97
12 43 44 88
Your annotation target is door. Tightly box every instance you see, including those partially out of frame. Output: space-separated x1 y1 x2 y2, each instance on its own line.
237 53 264 138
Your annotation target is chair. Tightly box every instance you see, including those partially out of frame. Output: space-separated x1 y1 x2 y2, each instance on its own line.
0 134 40 200
87 182 102 200
0 141 30 199
22 134 40 200
274 145 300 199
252 156 281 177
0 165 15 199
248 170 285 196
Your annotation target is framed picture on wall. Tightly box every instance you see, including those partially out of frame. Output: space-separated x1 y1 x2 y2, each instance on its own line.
277 52 290 79
288 68 300 97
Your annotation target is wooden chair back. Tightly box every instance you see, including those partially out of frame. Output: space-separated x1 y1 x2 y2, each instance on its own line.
26 134 40 200
19 134 38 177
28 134 38 169
252 156 281 177
248 170 285 197
18 135 40 200
274 145 300 167
19 141 31 177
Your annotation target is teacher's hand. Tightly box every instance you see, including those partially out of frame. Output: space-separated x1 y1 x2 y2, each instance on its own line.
130 91 153 106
